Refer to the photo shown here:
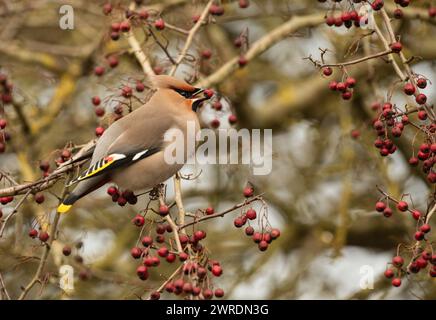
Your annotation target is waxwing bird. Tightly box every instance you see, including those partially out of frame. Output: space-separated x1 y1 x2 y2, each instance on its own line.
57 75 211 213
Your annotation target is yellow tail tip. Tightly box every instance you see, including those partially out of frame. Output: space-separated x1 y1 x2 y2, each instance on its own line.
57 203 72 213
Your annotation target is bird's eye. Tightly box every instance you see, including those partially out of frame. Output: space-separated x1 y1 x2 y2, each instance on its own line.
174 88 193 98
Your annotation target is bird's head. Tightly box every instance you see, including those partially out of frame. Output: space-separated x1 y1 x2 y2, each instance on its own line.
152 75 212 112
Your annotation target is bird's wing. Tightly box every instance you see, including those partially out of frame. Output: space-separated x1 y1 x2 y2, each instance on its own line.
67 147 160 186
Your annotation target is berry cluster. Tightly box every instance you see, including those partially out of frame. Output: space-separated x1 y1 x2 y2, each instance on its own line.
326 70 357 101
0 72 14 154
107 186 138 206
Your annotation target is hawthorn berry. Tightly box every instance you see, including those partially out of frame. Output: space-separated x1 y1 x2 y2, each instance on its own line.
238 56 248 67
345 77 356 88
414 231 425 241
141 236 153 247
155 18 165 30
392 256 404 267
418 110 427 121
252 232 262 243
203 289 213 299
62 245 72 256
34 193 45 204
139 10 149 20
205 207 214 215
132 215 145 227
157 246 169 257
166 253 176 263
420 224 431 233
375 201 386 212
210 119 220 128
390 42 402 53
135 81 145 92
411 210 421 220
209 4 224 16
211 265 223 277
415 94 427 105
396 201 408 212
95 126 105 136
28 229 38 238
159 205 169 216
383 207 393 218
245 209 257 220
214 288 224 298
228 114 238 124
322 67 333 76
234 217 245 228
403 83 416 96
131 247 142 259
102 3 112 15
107 56 119 68
39 231 49 242
136 265 148 280
150 291 160 300
94 66 105 76
179 252 188 261
393 8 403 19
384 269 394 278
258 240 268 251
239 0 250 8
121 86 132 98
107 187 118 197
328 81 337 91
243 186 254 197
416 78 427 89
245 226 254 236
391 278 401 287
183 282 193 293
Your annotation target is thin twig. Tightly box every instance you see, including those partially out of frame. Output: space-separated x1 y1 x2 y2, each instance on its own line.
169 0 213 76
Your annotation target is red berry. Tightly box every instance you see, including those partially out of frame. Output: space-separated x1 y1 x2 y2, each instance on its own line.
391 278 401 287
345 77 356 88
166 253 176 263
328 81 337 91
243 186 254 197
245 209 257 220
179 252 188 261
270 228 280 239
201 49 212 59
392 256 404 267
107 56 119 68
396 201 408 212
150 291 160 300
383 207 393 218
211 265 223 277
95 107 105 117
34 193 45 204
384 269 394 278
322 67 333 76
92 96 101 106
228 114 238 124
155 18 165 30
341 91 352 100
214 288 224 298
0 119 6 129
238 56 248 67
411 210 421 220
141 236 153 247
135 81 145 92
429 7 436 18
210 119 220 128
252 232 262 243
157 246 169 257
209 4 224 16
205 207 214 215
39 231 49 242
121 86 132 98
234 217 245 228
415 94 427 105
420 224 431 233
375 201 386 212
158 205 169 216
136 265 148 280
258 240 268 251
414 231 424 241
62 245 72 256
403 83 415 95
95 126 105 136
239 0 250 8
29 229 38 238
417 78 427 89
418 110 427 121
393 8 403 19
203 289 213 299
390 42 402 53
94 66 105 76
139 10 149 20
120 21 130 32
245 226 254 236
132 215 145 227
102 3 112 15
130 247 142 259
336 82 347 92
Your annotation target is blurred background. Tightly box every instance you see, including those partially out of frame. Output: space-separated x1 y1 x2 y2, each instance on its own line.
0 0 435 299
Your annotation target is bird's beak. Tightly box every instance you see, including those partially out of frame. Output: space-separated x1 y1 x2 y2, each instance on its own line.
191 88 211 111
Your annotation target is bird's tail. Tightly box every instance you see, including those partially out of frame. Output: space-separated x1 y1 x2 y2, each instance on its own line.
57 193 80 213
